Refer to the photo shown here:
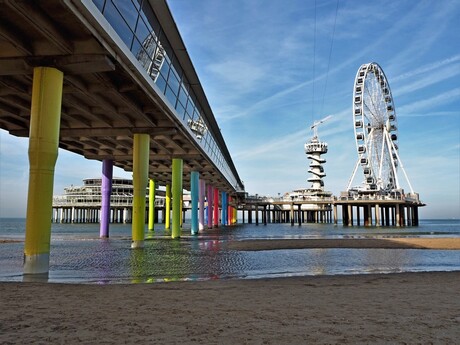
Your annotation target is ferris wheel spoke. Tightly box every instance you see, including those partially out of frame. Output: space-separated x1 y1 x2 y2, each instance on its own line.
363 101 380 124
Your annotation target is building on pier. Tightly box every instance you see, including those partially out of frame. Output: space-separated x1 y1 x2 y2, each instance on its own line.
52 178 191 224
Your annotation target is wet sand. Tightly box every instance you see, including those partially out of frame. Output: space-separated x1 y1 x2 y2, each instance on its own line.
228 237 460 251
1 271 459 344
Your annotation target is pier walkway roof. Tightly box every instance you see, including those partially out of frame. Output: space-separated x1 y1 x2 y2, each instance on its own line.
0 0 244 193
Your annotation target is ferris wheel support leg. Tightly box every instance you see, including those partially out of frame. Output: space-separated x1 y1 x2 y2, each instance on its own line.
346 159 360 191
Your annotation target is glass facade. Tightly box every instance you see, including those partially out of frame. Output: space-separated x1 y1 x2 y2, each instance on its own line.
91 0 241 191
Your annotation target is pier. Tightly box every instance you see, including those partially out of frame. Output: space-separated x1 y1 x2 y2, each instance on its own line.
0 0 244 274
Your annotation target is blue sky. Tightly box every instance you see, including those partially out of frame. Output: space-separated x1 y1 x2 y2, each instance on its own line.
1 0 459 219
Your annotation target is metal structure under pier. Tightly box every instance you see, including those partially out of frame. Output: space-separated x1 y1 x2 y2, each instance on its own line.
240 196 334 226
240 193 424 227
334 192 424 227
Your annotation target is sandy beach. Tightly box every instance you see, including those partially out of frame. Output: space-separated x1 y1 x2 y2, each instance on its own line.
228 237 460 251
1 271 459 344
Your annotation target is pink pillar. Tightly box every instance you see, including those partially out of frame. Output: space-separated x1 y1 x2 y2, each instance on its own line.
207 184 213 228
213 187 219 227
199 179 206 231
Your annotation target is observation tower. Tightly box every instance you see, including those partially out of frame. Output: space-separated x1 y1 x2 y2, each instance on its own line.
305 115 331 192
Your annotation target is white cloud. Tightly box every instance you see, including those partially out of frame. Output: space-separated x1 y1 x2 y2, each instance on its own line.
398 88 460 115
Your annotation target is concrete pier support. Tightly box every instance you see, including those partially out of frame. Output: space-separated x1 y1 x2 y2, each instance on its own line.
375 204 381 227
347 205 353 226
148 179 155 232
171 158 183 239
363 206 369 226
333 205 338 225
406 207 411 226
24 67 63 275
165 184 171 230
227 196 232 225
213 187 219 227
413 206 419 226
131 134 150 249
206 185 213 227
100 159 113 238
190 171 199 235
222 192 228 226
199 179 206 231
385 207 390 226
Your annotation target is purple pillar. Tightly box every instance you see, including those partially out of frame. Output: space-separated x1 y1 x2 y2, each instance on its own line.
100 159 113 238
207 184 213 228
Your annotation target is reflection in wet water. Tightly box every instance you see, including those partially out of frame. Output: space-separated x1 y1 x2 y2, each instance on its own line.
0 220 459 283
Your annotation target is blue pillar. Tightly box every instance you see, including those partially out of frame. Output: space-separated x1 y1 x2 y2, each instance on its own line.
222 192 228 225
100 159 113 238
190 171 199 235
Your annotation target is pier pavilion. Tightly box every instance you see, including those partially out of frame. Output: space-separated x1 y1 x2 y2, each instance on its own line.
0 0 244 275
52 177 193 224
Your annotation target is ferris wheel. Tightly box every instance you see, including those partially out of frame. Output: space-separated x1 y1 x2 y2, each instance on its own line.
347 62 401 193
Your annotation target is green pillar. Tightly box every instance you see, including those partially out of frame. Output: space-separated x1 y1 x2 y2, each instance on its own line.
165 184 171 230
171 158 183 239
148 179 155 231
131 134 150 248
24 67 63 275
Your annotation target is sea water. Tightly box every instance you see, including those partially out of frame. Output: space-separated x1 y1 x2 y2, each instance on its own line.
0 218 459 283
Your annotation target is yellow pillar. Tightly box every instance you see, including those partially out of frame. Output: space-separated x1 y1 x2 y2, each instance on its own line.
148 179 155 231
165 184 171 230
131 134 150 248
24 67 63 275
